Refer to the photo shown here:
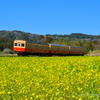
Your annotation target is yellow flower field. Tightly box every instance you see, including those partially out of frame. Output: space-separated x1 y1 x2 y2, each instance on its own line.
0 56 100 100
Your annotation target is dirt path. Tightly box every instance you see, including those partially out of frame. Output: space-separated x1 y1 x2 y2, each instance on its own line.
87 53 100 56
0 53 18 57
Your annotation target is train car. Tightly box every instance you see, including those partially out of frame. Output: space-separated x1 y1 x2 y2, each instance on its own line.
14 40 26 56
14 40 49 56
69 46 86 56
49 44 86 56
49 44 69 55
25 41 49 55
13 40 86 56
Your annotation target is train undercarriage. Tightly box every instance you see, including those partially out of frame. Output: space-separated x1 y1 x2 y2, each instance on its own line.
17 52 84 56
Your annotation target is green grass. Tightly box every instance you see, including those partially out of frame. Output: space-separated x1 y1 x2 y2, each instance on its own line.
87 50 100 54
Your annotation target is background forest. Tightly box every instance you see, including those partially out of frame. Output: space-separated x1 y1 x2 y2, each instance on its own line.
0 30 100 53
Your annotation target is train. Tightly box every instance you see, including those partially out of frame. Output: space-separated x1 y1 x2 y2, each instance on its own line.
13 40 86 56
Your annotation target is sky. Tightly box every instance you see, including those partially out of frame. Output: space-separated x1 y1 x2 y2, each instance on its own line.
0 0 100 35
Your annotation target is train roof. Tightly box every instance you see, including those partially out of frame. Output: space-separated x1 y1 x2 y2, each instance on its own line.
14 40 48 45
49 44 85 48
14 40 86 48
49 44 69 47
26 41 48 45
70 46 85 48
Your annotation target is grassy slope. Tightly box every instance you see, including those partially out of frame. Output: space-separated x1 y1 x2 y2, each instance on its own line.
85 50 100 56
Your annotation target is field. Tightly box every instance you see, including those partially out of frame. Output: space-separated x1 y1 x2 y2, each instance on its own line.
0 57 100 100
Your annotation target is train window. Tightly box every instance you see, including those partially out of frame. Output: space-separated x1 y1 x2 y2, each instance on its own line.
35 45 37 48
33 45 35 48
27 44 29 48
14 43 17 46
21 43 25 47
18 43 20 47
30 44 32 48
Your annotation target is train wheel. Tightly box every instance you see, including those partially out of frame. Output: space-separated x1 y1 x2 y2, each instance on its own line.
18 53 21 56
25 53 29 56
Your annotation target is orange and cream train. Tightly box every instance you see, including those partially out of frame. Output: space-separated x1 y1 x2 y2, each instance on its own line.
13 40 86 56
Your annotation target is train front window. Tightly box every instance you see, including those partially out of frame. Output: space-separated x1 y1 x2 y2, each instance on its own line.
21 43 25 47
14 43 17 46
18 43 20 47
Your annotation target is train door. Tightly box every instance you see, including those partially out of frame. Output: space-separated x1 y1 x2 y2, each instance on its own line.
17 42 21 52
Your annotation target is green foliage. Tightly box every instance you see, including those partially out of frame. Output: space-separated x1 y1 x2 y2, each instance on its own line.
45 36 53 43
0 37 14 51
87 50 100 54
85 41 93 52
70 33 93 39
38 35 44 40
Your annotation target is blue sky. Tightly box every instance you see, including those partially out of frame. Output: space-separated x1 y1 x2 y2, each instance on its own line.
0 0 100 35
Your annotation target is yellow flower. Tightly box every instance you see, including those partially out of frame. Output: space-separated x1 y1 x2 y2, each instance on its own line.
25 98 28 100
30 97 33 99
56 92 60 96
7 91 12 95
66 86 69 90
78 87 82 91
31 93 35 96
0 91 5 94
36 95 39 98
79 97 82 100
72 95 75 98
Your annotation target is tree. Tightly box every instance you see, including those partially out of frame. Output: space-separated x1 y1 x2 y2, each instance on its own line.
57 38 64 45
6 39 14 50
85 41 93 52
70 39 75 46
38 35 44 40
75 40 82 46
38 35 45 43
45 36 53 43
65 39 70 46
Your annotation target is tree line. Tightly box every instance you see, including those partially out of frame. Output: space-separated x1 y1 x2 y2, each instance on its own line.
0 36 100 53
52 38 100 52
0 37 14 51
38 35 100 53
